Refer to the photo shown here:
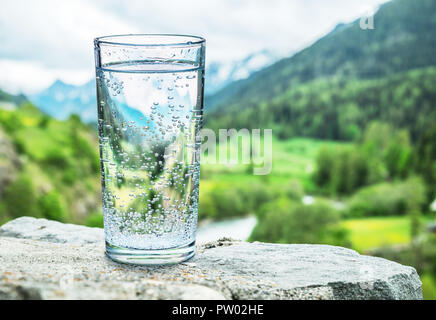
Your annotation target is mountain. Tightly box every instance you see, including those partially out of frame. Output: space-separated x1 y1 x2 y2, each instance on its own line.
205 49 279 96
0 89 27 110
205 0 436 141
30 79 97 123
29 50 278 122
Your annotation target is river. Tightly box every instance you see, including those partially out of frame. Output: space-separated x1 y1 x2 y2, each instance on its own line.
196 216 257 244
196 195 345 244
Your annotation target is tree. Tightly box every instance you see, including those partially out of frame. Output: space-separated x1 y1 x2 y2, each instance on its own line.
250 198 349 247
3 175 38 219
313 146 335 188
415 126 436 203
38 191 67 222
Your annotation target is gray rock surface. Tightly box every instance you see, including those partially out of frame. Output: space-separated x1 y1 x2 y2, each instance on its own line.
0 216 104 244
0 217 423 300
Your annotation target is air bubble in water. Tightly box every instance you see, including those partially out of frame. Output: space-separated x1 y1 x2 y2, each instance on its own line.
97 66 201 250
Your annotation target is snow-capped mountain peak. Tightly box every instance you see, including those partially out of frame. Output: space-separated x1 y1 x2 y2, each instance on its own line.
205 49 279 95
29 50 279 122
30 79 97 123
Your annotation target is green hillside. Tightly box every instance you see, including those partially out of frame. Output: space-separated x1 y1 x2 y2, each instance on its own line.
205 0 436 141
0 97 101 224
207 66 436 141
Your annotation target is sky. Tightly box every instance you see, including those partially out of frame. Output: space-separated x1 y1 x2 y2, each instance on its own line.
0 0 389 94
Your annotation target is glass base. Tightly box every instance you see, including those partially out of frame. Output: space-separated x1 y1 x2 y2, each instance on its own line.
105 241 195 265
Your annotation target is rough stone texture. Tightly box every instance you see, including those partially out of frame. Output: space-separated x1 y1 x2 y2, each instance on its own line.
0 217 423 300
0 216 104 245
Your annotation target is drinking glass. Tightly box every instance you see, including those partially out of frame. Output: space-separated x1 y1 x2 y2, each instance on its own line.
94 34 205 265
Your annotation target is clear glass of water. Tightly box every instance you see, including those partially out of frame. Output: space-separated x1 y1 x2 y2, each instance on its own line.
94 34 205 265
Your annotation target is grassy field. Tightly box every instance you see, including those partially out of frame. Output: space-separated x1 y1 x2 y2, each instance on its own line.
197 136 349 220
200 136 349 192
342 216 433 252
421 273 436 300
342 216 412 252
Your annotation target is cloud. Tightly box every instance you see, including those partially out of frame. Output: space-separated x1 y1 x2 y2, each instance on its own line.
0 59 92 94
93 0 390 61
0 0 389 93
0 0 138 93
0 0 137 68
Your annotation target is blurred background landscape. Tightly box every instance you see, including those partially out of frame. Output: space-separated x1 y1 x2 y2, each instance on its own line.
1 0 436 298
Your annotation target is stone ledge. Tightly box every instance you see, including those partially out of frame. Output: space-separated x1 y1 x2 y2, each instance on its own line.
0 217 423 300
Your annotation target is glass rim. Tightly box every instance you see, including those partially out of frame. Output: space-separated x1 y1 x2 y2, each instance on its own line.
94 33 206 47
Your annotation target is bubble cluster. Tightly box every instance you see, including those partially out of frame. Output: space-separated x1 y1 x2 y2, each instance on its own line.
96 63 203 250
